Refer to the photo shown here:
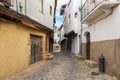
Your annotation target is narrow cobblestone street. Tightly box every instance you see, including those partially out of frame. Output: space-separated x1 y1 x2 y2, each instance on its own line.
5 52 116 80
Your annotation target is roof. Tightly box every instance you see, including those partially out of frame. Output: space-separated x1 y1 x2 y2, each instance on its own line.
0 4 53 34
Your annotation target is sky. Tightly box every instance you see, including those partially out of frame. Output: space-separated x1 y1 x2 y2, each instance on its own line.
55 0 70 28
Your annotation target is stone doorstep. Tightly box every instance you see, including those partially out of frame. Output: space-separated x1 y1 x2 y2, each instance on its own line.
111 76 118 80
75 55 84 60
85 60 98 68
41 53 54 60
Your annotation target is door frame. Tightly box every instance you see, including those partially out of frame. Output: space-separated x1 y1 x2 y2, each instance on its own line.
30 34 42 64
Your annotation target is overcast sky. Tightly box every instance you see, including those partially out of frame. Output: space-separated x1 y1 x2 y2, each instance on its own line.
55 0 70 28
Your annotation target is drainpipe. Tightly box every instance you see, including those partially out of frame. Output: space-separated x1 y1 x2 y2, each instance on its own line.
25 0 27 15
16 0 18 12
80 0 83 55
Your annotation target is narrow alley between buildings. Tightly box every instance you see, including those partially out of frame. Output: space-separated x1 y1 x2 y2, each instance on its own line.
5 52 116 80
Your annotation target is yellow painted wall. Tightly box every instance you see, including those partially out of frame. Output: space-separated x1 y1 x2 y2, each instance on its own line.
0 19 48 79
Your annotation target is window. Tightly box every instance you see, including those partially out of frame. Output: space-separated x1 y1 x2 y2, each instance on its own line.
39 0 43 13
75 12 78 18
50 6 52 15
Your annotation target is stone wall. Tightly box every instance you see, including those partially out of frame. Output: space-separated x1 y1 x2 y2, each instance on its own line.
82 39 120 79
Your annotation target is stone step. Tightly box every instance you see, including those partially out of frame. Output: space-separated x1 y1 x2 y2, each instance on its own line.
41 53 54 60
85 60 98 68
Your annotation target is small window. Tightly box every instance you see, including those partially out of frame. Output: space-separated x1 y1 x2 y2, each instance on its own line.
50 6 52 15
75 12 78 18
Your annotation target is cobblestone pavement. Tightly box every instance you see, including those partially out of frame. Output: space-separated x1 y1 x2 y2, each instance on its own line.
5 52 117 80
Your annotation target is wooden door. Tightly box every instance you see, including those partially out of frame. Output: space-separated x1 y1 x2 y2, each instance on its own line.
30 34 42 64
86 32 90 60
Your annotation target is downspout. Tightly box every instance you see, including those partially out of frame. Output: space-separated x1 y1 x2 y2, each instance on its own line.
25 0 27 15
16 0 18 12
80 0 83 55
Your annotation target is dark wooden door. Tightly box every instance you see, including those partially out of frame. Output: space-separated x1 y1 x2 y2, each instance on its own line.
30 34 42 64
49 38 53 53
67 38 72 51
86 32 90 60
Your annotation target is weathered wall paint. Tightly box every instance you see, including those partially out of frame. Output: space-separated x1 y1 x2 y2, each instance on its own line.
0 19 48 79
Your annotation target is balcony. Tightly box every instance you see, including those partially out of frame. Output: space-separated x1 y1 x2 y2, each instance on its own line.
0 0 11 7
81 0 120 25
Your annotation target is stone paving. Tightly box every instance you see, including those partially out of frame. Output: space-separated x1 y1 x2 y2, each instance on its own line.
5 52 118 80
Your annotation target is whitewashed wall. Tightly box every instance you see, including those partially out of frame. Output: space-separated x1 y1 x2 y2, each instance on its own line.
10 0 55 29
62 0 81 55
63 0 81 34
82 5 120 43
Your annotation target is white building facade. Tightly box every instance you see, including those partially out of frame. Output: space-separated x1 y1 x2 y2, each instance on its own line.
60 0 120 79
60 0 81 56
7 0 55 29
80 0 120 79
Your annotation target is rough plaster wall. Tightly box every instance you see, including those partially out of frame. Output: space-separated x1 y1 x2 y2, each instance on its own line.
0 19 47 79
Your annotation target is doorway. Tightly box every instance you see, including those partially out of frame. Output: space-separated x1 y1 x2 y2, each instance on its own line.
30 34 42 64
86 32 90 60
